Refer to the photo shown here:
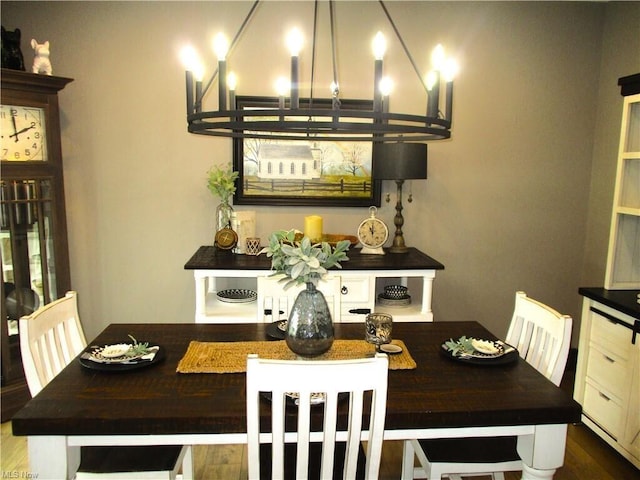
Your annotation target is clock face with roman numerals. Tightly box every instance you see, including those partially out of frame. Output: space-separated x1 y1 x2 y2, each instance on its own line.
1 105 48 161
357 217 388 249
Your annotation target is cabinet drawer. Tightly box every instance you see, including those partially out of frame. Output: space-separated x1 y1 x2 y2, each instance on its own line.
340 276 373 303
586 344 628 399
590 311 634 358
583 381 622 439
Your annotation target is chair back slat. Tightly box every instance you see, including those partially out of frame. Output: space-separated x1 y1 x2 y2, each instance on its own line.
345 389 365 478
246 353 388 480
296 389 312 480
257 275 342 323
19 291 87 396
321 391 339 477
505 291 572 386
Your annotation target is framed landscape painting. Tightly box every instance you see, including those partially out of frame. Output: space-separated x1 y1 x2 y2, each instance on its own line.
232 96 381 207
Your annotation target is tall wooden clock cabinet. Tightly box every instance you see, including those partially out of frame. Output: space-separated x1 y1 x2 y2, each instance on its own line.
0 69 73 420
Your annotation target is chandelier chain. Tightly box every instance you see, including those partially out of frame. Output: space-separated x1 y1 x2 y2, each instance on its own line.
200 0 260 104
377 0 429 97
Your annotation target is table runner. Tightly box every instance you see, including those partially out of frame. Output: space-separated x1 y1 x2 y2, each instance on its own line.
176 339 416 373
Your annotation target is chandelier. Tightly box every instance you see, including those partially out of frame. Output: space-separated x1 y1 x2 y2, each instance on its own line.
181 0 459 142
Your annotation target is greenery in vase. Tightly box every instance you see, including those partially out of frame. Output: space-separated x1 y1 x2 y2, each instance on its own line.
207 163 239 202
261 229 350 289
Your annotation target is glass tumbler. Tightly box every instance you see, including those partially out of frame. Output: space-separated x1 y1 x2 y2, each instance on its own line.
365 313 393 350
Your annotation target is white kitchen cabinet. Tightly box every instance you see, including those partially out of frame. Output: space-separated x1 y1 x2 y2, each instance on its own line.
574 288 640 469
184 246 444 324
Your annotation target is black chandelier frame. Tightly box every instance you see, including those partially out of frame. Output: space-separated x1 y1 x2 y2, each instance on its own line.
184 0 454 143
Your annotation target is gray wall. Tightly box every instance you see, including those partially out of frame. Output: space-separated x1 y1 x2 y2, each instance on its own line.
2 1 639 342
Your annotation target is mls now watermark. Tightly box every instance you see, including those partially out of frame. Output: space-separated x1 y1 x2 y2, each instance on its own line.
1 472 38 479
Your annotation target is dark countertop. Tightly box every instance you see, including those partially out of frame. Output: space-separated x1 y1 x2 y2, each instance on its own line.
185 246 445 272
578 287 640 320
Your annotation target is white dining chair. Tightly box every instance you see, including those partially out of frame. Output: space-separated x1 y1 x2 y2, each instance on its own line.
246 353 389 480
401 291 573 480
19 291 193 480
257 274 342 323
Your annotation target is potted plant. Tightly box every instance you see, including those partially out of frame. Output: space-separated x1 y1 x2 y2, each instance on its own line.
262 230 350 357
207 163 239 232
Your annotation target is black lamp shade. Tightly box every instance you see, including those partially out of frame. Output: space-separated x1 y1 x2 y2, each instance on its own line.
373 143 428 180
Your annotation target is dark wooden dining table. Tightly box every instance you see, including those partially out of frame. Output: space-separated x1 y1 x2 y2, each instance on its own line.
12 321 582 480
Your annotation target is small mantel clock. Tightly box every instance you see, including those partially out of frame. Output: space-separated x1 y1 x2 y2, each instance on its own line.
357 206 389 255
1 68 73 421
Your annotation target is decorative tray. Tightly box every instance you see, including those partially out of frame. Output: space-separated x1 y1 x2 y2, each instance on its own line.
216 289 257 303
440 336 518 365
79 343 165 371
293 232 358 246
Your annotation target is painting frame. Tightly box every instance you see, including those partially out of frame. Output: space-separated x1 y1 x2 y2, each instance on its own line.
232 96 381 207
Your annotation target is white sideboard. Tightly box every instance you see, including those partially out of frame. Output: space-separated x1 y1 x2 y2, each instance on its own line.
184 246 444 324
574 288 640 469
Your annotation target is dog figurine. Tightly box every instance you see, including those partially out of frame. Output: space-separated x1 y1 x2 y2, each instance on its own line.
1 26 26 70
31 39 52 75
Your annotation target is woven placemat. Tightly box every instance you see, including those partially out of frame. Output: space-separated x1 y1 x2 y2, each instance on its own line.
176 339 416 373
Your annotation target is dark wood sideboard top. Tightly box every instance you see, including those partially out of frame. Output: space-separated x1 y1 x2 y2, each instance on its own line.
185 246 445 272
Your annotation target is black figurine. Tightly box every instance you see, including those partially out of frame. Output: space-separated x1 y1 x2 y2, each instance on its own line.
1 26 26 71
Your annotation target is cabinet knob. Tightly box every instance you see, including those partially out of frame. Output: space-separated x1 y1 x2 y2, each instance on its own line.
341 286 348 295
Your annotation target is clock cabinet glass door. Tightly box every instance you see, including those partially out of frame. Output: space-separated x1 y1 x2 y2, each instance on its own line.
1 178 60 316
1 177 65 387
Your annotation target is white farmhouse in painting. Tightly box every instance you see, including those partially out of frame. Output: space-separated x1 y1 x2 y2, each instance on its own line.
257 144 321 180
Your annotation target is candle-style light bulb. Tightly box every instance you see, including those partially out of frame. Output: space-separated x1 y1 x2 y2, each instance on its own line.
227 72 237 111
425 70 438 91
227 72 238 91
380 76 393 117
443 58 458 124
431 44 445 70
372 32 386 114
426 67 440 118
286 28 303 56
372 31 386 60
275 76 289 111
179 45 199 71
213 33 229 111
193 64 204 113
379 76 393 97
442 58 459 82
275 77 290 97
213 33 229 60
191 63 203 82
180 45 200 115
